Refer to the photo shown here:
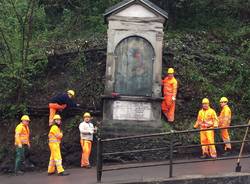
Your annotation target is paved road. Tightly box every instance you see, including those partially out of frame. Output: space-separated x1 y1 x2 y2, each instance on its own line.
1 157 250 184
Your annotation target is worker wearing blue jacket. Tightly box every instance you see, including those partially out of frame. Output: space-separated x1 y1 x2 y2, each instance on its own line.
48 90 78 125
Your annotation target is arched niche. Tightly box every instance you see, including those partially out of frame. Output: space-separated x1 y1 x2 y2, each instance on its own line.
114 36 155 96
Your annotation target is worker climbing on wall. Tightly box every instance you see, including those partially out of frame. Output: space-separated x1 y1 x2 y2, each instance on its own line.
48 114 69 176
48 90 79 126
14 115 34 175
218 97 232 156
79 112 97 168
194 98 219 159
161 68 178 122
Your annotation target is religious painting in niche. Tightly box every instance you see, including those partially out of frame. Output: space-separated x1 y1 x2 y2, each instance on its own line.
114 36 154 96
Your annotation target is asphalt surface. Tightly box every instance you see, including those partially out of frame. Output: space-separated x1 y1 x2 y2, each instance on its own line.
1 157 250 184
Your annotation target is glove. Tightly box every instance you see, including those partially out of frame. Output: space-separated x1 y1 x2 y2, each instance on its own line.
202 123 213 129
193 123 199 129
202 124 209 128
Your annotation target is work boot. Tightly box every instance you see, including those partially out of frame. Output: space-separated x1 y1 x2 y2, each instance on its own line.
211 156 217 160
15 170 24 176
25 163 35 168
48 172 55 176
200 155 208 159
58 172 70 176
82 165 92 169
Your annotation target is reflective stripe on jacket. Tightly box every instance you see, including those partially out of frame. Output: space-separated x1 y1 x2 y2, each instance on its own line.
219 105 231 127
48 125 63 143
194 107 219 129
15 123 30 146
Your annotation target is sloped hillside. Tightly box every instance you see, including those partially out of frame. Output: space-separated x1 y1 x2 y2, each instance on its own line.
0 0 249 173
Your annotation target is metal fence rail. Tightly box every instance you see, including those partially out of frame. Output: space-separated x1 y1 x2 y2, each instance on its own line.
96 123 250 182
101 154 250 172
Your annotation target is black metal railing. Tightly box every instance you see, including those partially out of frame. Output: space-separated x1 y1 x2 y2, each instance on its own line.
96 123 250 182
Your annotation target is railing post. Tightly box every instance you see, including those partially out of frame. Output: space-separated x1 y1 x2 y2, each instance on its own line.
169 131 174 178
97 137 103 182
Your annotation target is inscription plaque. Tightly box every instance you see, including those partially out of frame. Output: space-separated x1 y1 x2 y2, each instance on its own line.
113 101 153 121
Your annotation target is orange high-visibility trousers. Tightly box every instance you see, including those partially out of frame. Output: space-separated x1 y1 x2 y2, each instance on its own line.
221 128 231 150
48 103 66 124
80 140 92 167
48 143 64 174
200 130 217 158
161 95 175 122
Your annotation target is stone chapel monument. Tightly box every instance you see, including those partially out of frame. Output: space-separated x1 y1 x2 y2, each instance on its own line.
102 0 168 136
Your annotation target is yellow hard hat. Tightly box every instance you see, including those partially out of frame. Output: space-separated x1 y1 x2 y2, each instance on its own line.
21 115 30 121
67 90 75 97
220 97 228 103
202 98 209 104
83 112 91 118
53 114 61 120
168 68 174 74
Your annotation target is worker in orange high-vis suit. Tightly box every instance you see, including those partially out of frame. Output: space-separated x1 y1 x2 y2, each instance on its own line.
48 90 79 126
219 97 232 156
48 114 69 176
79 112 97 168
162 68 178 122
14 115 34 175
194 98 219 159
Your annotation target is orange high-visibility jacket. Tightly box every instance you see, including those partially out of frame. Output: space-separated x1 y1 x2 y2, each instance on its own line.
162 77 178 97
15 123 30 146
219 105 231 127
194 107 219 129
48 125 63 143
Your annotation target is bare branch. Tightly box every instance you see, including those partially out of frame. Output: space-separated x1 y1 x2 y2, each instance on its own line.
67 0 82 10
23 0 32 25
8 0 26 63
8 0 24 27
0 28 14 63
24 0 35 64
67 0 90 13
0 49 8 63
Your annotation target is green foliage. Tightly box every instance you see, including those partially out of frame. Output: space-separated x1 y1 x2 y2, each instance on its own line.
64 115 82 132
0 0 249 125
166 29 250 128
0 0 249 168
38 0 119 39
0 0 48 119
154 0 250 29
